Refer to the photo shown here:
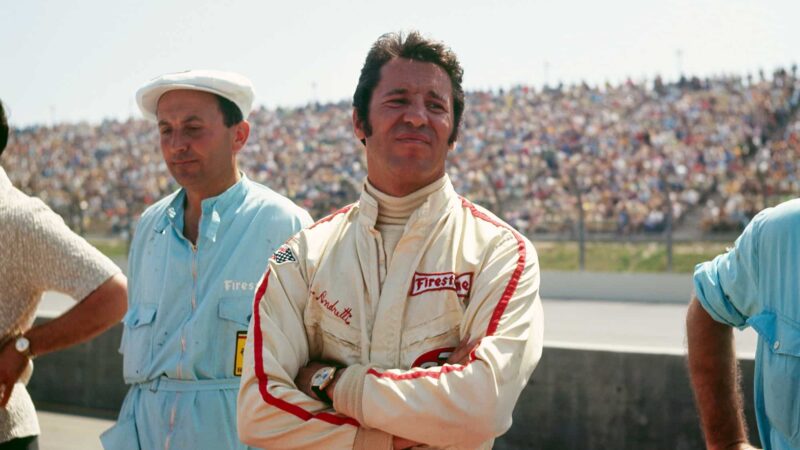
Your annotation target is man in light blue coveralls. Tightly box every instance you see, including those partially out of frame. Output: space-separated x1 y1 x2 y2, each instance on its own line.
688 199 800 450
101 70 312 450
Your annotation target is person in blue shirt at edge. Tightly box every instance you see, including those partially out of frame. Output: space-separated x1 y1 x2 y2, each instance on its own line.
688 198 800 450
100 70 312 450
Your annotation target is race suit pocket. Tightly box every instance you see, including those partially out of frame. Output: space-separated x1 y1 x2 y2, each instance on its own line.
402 310 461 369
218 296 254 376
747 311 800 446
316 314 361 365
99 416 141 450
121 303 157 380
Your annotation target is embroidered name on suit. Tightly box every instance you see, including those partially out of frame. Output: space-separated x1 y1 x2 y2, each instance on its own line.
312 290 353 325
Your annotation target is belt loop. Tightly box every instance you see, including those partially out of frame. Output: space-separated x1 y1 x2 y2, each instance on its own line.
149 377 161 392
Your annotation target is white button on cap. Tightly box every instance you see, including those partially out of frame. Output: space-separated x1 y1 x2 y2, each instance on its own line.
773 340 780 350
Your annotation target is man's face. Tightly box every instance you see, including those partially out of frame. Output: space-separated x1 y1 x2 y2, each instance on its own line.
156 90 247 199
355 58 455 196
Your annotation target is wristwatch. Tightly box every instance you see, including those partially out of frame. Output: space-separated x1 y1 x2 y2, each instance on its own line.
310 366 338 403
14 335 34 359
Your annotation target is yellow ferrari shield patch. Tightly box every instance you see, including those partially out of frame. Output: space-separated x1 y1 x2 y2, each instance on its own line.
234 331 247 376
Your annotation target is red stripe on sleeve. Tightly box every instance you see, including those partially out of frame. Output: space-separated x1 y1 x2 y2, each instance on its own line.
251 267 359 426
460 198 527 336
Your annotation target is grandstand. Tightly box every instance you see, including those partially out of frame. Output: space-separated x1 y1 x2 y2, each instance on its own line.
3 67 798 239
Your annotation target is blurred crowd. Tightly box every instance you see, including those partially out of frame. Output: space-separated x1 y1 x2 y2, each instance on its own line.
702 109 800 231
2 67 798 239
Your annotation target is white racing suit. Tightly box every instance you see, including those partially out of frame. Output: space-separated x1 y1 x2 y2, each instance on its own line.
238 178 544 449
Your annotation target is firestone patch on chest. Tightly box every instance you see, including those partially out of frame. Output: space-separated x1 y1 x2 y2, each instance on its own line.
409 271 473 298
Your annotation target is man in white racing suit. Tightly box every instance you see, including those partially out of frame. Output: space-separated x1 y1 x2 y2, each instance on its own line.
238 31 544 450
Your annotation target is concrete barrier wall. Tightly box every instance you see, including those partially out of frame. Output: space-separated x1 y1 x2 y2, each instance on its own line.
540 271 695 304
497 347 758 450
27 319 760 449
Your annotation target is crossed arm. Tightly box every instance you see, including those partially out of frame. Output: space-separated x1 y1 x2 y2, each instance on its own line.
238 236 543 449
294 335 480 449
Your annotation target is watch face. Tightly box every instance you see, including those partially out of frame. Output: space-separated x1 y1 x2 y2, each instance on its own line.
312 367 335 388
15 337 30 353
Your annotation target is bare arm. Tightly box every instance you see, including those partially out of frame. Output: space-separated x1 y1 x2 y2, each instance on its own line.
0 273 127 406
686 297 757 450
28 273 127 356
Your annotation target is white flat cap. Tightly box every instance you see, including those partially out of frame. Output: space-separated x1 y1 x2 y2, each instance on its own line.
136 69 255 122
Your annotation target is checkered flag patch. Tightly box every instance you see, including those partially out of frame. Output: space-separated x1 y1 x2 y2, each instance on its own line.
271 245 296 264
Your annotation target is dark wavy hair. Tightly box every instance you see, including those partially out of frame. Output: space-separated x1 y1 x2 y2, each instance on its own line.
0 100 8 156
352 31 465 145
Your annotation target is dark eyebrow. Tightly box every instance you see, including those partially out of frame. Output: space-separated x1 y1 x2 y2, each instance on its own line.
383 88 448 103
428 91 448 103
157 115 204 128
383 88 408 97
182 115 204 124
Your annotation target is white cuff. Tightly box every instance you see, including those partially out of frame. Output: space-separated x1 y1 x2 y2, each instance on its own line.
332 363 371 424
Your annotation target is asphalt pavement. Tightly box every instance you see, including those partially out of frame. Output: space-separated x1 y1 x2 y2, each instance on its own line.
38 410 112 450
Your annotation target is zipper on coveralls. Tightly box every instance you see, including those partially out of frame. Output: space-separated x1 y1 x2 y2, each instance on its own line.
178 242 198 378
164 242 197 450
372 229 387 294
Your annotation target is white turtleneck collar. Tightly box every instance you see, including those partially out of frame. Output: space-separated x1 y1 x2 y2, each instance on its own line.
365 175 448 226
364 175 448 282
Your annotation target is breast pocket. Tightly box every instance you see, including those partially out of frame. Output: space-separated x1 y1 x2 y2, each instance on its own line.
121 303 157 380
401 309 462 369
303 292 362 366
748 311 800 446
217 296 254 377
311 312 360 365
